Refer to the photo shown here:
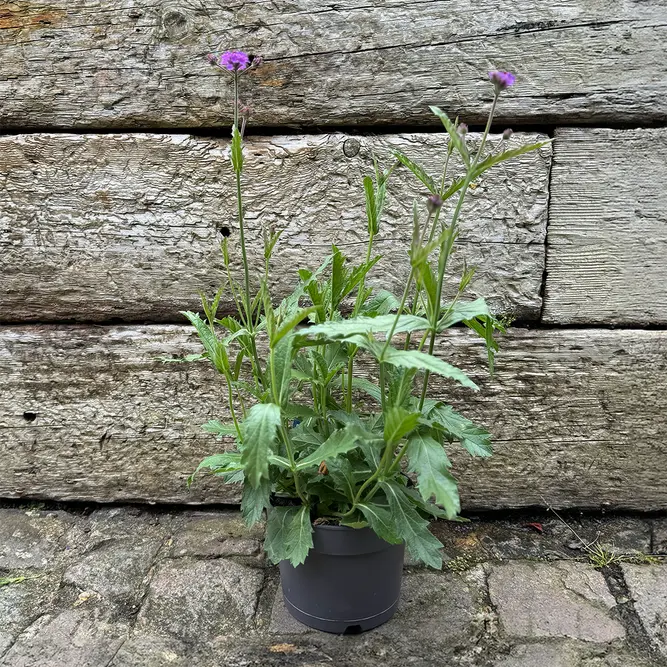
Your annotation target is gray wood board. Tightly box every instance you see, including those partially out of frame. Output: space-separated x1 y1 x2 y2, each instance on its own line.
0 1 666 129
0 131 551 322
544 127 667 325
2 324 666 511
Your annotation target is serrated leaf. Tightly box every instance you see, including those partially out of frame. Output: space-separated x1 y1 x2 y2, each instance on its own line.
358 503 403 544
265 506 313 566
472 140 551 179
241 477 270 526
383 406 420 446
381 348 478 391
393 149 437 193
201 420 237 438
290 423 326 448
182 311 230 375
424 401 493 457
188 452 242 487
264 507 295 564
362 289 400 316
380 481 444 568
296 425 363 470
350 377 382 404
407 431 460 519
306 314 430 341
438 298 490 330
287 505 314 566
240 403 282 487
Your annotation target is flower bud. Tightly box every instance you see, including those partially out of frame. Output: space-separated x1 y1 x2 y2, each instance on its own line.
426 194 444 213
457 123 468 136
502 128 514 141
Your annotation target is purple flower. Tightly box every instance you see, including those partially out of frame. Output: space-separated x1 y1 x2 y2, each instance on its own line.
219 51 251 72
489 70 516 92
502 128 514 141
457 123 468 136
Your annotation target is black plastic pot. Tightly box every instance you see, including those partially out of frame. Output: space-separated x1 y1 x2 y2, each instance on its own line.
279 524 405 634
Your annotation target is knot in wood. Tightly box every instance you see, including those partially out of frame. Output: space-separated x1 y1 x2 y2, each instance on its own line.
343 138 361 158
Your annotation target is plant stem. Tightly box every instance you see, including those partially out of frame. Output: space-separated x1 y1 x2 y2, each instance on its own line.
418 92 500 410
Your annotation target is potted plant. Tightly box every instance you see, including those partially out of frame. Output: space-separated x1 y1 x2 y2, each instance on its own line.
183 54 546 633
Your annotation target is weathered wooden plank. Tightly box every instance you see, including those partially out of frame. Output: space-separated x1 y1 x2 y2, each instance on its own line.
544 128 667 325
0 131 550 322
0 1 665 129
2 325 666 510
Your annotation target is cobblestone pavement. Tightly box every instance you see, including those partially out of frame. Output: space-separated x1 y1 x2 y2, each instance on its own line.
1 504 666 666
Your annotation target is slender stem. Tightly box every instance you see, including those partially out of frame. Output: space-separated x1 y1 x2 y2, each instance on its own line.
418 92 500 410
281 424 307 503
226 375 242 441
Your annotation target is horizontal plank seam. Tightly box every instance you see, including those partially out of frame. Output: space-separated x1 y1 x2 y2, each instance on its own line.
0 322 666 332
2 122 667 139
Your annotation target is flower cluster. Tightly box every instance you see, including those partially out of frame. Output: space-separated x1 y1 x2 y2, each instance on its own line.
208 50 262 73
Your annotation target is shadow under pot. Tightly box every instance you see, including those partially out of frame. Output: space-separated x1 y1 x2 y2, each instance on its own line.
278 523 405 634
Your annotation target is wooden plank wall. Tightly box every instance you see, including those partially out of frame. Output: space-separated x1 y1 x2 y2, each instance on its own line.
1 0 666 511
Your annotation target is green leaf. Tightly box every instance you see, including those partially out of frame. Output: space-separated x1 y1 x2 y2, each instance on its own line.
330 245 347 310
407 431 460 519
231 123 244 173
416 261 438 319
306 314 430 341
290 423 326 449
241 478 271 526
393 150 437 194
181 311 230 376
201 420 237 438
364 175 379 235
381 348 478 391
380 481 444 568
283 403 318 420
273 306 322 346
240 403 282 487
424 401 493 457
472 141 551 180
438 298 490 330
351 377 382 404
265 506 313 566
188 452 242 487
383 406 420 446
362 289 400 316
270 334 294 406
430 107 469 166
358 503 403 544
296 425 364 470
287 505 314 566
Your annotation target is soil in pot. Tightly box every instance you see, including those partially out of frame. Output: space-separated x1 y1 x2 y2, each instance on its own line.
279 524 405 634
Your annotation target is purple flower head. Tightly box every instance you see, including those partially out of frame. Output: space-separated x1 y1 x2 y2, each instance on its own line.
489 70 516 93
457 123 468 136
502 128 514 141
219 51 251 72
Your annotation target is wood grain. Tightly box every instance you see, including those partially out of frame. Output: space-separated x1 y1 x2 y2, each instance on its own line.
2 324 665 510
0 1 665 129
544 127 667 325
0 131 551 322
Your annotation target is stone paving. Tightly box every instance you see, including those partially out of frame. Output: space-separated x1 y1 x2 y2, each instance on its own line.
1 504 666 666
